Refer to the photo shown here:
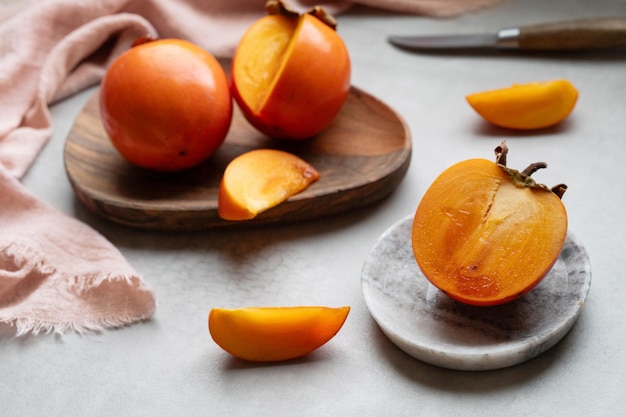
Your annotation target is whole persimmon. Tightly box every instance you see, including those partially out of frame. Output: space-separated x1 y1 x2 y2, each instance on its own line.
412 142 568 306
231 0 351 139
100 38 232 171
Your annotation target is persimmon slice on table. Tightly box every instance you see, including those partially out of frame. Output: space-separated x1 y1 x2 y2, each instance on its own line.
208 306 350 362
411 142 568 306
466 79 578 130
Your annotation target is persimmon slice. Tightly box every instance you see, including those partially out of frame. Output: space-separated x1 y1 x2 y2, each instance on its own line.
411 142 568 306
466 79 578 130
218 149 320 220
208 306 350 362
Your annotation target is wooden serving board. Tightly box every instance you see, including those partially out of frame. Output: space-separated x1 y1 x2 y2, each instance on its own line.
64 87 411 231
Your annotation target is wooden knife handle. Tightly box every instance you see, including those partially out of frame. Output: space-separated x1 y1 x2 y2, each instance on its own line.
518 17 626 50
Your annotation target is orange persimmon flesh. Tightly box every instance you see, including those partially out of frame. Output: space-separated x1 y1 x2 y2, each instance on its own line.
466 79 578 130
208 306 350 362
218 149 319 220
412 147 567 306
233 12 297 111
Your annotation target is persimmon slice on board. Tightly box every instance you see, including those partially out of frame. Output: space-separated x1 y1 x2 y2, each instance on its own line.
208 306 350 362
411 141 568 306
218 149 320 221
466 79 578 130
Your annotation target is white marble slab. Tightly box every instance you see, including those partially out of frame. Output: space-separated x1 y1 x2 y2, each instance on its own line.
362 215 592 371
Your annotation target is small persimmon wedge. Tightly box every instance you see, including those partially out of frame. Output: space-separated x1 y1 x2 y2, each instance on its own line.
466 79 578 130
412 142 568 306
218 149 320 221
208 306 350 362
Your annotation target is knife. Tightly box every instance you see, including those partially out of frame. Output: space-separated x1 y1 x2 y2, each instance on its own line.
388 17 626 51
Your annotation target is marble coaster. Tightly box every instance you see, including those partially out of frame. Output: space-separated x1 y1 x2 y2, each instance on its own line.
361 215 592 371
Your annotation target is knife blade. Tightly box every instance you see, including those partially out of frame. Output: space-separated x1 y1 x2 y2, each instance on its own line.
388 17 626 51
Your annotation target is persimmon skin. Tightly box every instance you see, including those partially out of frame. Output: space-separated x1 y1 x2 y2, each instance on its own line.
100 39 232 171
208 306 350 362
412 158 568 306
231 9 351 139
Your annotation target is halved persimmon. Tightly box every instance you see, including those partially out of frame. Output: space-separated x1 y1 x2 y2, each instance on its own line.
231 0 351 139
466 79 578 130
208 306 350 362
412 141 568 306
218 149 319 220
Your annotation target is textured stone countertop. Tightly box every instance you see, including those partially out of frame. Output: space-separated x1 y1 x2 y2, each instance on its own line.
2 0 626 415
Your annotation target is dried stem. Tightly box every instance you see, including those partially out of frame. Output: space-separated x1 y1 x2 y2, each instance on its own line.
493 140 567 199
308 6 337 30
265 0 337 30
551 184 568 199
521 162 548 177
266 0 299 17
494 140 508 166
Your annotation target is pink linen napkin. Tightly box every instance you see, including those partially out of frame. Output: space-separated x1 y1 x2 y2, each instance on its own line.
0 165 156 335
0 0 501 335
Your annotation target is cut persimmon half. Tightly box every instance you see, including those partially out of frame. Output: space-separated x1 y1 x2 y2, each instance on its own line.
466 79 578 130
218 149 320 221
231 0 351 139
412 141 568 306
208 306 350 362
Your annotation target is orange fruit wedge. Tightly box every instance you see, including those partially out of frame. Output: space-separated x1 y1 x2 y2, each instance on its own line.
466 79 578 130
218 149 319 221
208 306 350 362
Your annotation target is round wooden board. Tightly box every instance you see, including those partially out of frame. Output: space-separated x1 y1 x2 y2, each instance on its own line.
63 87 411 230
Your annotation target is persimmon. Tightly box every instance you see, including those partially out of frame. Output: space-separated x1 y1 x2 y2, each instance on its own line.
208 306 350 362
218 149 320 220
411 141 568 306
231 0 351 139
100 38 232 171
466 79 578 130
